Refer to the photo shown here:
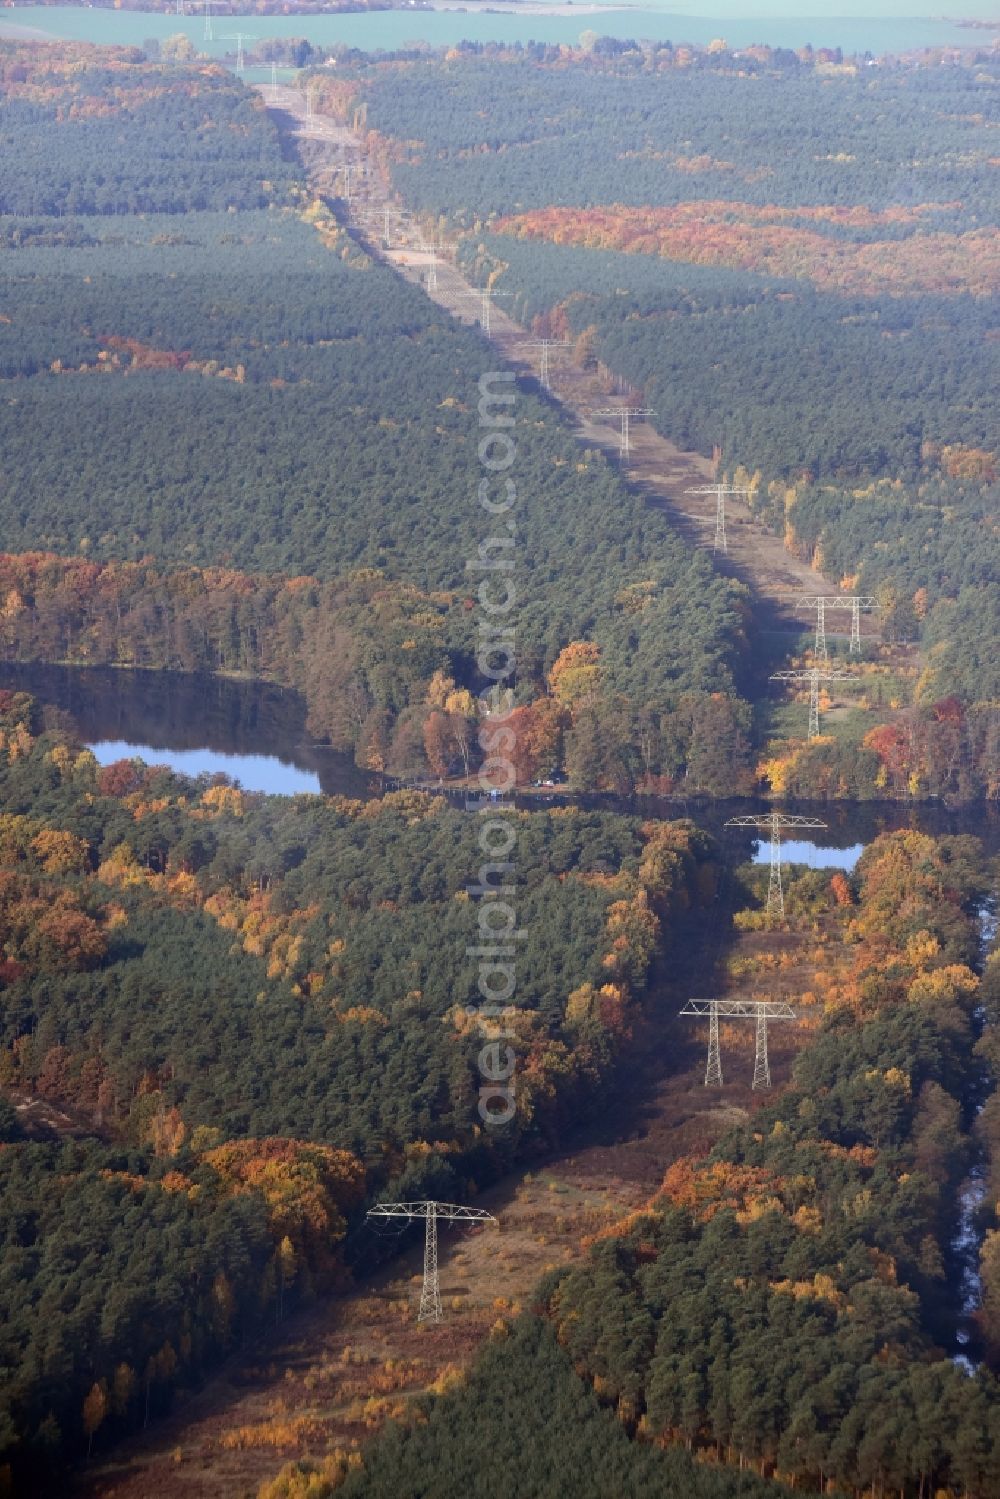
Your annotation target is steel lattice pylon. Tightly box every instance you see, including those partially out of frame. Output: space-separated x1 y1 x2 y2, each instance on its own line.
685 484 752 555
523 339 572 392
591 407 656 462
222 32 258 75
680 998 798 1090
705 1000 723 1087
725 812 827 919
366 1201 497 1323
770 666 854 740
791 595 879 659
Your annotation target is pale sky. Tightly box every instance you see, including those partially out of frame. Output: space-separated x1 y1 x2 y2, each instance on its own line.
667 2 997 17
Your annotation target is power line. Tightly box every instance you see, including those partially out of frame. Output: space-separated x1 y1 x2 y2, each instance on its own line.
724 812 828 919
770 665 854 740
679 997 799 1090
791 595 880 659
523 339 572 393
591 406 656 463
684 484 752 555
222 32 258 75
366 1201 498 1323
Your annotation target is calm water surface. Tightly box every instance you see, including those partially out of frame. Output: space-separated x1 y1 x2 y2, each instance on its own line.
4 662 999 863
0 662 373 799
1 5 992 54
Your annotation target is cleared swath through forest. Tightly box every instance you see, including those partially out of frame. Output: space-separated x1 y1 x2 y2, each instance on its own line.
268 85 881 649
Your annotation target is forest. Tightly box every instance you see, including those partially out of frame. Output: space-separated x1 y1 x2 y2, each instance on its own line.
0 45 295 215
0 40 753 793
4 31 1000 1499
353 48 1000 774
329 830 1000 1499
0 687 718 1484
362 57 1000 222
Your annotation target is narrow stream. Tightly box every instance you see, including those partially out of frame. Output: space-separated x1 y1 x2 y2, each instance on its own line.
954 899 998 1373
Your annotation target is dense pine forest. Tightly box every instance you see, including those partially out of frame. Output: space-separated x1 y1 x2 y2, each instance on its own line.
0 686 718 1484
348 46 1000 798
3 30 1000 1499
0 40 753 792
328 830 1000 1499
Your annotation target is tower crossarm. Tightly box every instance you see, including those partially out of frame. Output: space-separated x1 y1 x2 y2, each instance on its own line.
591 407 656 419
769 669 853 683
790 595 878 610
724 814 827 831
680 998 797 1020
684 485 752 496
366 1201 496 1224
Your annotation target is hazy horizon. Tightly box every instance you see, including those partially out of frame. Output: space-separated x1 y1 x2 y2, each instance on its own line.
660 2 995 17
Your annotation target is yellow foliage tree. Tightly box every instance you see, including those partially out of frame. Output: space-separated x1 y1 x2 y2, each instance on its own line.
547 641 601 707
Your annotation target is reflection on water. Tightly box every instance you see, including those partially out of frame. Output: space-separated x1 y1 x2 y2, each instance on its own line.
89 739 323 797
0 662 374 799
3 663 1000 855
752 839 865 871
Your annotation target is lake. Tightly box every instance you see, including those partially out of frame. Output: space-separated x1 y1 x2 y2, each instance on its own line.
0 661 375 799
4 661 999 866
1 4 993 56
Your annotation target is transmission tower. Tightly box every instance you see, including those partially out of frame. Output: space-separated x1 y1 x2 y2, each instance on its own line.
680 997 798 1089
684 484 752 555
524 339 572 393
366 1201 497 1323
771 665 854 740
342 161 366 202
725 812 828 919
421 239 437 291
202 0 219 41
223 32 258 75
591 407 656 463
792 594 879 657
459 283 511 336
269 62 278 100
303 84 323 135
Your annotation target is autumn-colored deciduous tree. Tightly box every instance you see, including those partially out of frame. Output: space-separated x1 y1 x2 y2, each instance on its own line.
547 641 601 707
82 1381 107 1458
203 1138 365 1280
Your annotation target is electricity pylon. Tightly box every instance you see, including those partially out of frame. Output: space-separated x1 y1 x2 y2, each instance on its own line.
684 484 752 555
341 161 366 203
793 594 879 657
411 238 438 289
269 62 279 100
460 283 509 335
725 812 828 919
223 33 258 75
202 0 219 41
680 997 799 1089
304 84 320 135
591 407 656 463
770 665 854 740
524 339 572 393
366 1201 498 1323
